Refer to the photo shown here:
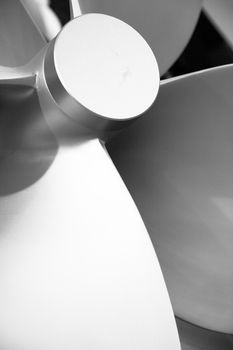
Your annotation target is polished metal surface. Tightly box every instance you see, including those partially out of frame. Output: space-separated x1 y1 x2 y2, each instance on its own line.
0 66 36 87
177 318 233 350
0 4 180 350
0 137 181 350
0 12 159 134
42 14 159 130
0 0 46 67
204 0 233 49
21 0 61 39
0 86 181 349
69 0 82 18
1 0 232 348
0 86 57 195
78 0 203 75
107 65 233 333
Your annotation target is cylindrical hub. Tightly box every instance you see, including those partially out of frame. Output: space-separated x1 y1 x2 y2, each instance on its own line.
43 13 159 133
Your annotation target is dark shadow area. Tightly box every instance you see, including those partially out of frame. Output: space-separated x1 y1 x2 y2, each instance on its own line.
50 0 70 25
176 318 233 350
166 11 233 77
0 85 58 195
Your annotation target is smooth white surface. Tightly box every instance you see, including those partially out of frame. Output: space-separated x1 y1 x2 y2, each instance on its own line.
78 0 203 75
204 0 233 49
54 14 159 120
0 139 180 350
107 65 233 333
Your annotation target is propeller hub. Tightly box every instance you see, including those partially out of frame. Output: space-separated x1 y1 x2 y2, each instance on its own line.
44 13 159 131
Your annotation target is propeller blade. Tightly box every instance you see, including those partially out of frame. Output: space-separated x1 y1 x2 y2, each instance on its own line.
0 66 36 86
204 0 233 49
21 0 61 40
107 64 233 333
0 90 180 349
69 0 82 19
0 0 46 67
78 0 203 75
177 318 233 350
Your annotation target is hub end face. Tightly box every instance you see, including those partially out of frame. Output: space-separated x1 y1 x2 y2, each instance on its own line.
45 14 159 126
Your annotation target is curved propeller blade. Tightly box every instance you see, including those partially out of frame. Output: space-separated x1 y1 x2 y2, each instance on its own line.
69 0 82 19
0 0 46 67
21 0 61 40
0 88 180 349
78 0 203 75
107 64 233 333
204 0 233 49
177 318 233 350
0 66 36 86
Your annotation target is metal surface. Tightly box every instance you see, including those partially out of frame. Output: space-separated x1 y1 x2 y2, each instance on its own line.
0 95 180 350
40 14 159 133
0 7 180 350
46 14 158 121
21 0 61 40
78 0 203 75
0 13 159 133
0 85 57 195
107 65 233 333
0 66 35 87
0 0 46 67
204 0 233 50
177 318 233 350
69 0 82 18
